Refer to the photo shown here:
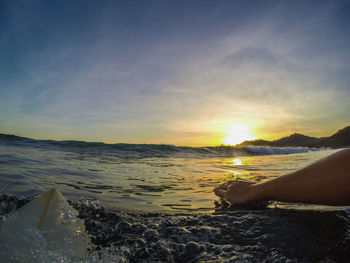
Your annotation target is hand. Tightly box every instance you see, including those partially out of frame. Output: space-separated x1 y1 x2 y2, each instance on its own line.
214 180 257 204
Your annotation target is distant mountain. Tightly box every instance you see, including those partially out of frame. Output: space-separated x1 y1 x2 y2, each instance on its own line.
237 126 350 148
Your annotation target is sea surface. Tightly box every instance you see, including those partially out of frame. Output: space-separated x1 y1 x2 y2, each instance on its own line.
1 135 350 262
0 135 343 212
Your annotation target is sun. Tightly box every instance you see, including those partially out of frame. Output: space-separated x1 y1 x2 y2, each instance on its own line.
222 123 256 146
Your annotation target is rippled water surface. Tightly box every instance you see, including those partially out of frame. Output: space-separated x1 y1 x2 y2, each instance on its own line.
0 139 340 212
2 138 350 262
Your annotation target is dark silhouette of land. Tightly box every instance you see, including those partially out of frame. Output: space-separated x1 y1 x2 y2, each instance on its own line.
1 125 350 149
237 126 350 148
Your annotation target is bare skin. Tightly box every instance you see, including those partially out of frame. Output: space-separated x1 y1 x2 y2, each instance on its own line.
214 148 350 206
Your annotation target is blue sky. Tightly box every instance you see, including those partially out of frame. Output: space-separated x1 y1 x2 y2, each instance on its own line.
1 0 350 145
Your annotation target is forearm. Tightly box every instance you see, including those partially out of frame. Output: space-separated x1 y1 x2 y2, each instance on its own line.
252 148 350 205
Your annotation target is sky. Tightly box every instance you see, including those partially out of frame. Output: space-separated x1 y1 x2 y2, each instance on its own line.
1 0 350 146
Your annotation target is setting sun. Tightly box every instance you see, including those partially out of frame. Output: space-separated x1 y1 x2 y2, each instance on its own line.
222 123 256 146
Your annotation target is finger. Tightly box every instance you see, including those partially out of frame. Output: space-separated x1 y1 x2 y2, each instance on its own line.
214 185 226 192
214 181 237 192
214 188 227 198
233 178 252 183
215 181 231 190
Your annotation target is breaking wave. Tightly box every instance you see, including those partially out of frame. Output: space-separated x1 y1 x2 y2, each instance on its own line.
0 134 318 158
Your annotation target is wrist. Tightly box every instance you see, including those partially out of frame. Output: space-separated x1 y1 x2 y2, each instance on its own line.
248 182 267 202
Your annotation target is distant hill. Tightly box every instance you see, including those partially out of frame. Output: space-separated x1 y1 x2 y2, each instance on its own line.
237 126 350 148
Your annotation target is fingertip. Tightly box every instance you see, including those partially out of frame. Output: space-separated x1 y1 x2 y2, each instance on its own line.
214 189 226 198
216 182 229 190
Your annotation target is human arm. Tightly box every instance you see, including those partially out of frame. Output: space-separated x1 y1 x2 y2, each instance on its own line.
214 148 350 206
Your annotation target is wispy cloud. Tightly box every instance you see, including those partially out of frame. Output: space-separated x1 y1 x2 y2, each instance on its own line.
1 0 350 145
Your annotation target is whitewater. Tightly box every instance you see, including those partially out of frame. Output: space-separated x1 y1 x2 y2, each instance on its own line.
0 134 337 212
2 135 350 262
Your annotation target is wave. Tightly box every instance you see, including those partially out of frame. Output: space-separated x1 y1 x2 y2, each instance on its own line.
0 134 318 158
244 146 317 155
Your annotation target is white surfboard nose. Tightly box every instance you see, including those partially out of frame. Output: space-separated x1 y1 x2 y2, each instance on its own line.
0 188 91 262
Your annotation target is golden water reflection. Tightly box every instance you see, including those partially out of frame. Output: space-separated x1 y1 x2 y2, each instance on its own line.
232 158 243 165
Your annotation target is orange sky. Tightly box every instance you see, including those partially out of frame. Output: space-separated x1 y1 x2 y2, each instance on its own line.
1 1 350 146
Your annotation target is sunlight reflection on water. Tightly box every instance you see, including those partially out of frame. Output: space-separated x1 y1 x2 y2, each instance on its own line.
0 145 339 212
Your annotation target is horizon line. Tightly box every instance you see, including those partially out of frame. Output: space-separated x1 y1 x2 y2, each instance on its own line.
1 125 348 148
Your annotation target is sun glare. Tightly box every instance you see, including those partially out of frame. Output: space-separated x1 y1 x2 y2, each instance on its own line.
222 123 256 146
232 158 243 165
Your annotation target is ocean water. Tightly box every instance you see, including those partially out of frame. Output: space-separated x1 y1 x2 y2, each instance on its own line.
0 135 341 212
2 135 350 262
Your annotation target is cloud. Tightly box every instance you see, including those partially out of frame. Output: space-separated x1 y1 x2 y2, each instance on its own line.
222 47 279 69
1 0 350 145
